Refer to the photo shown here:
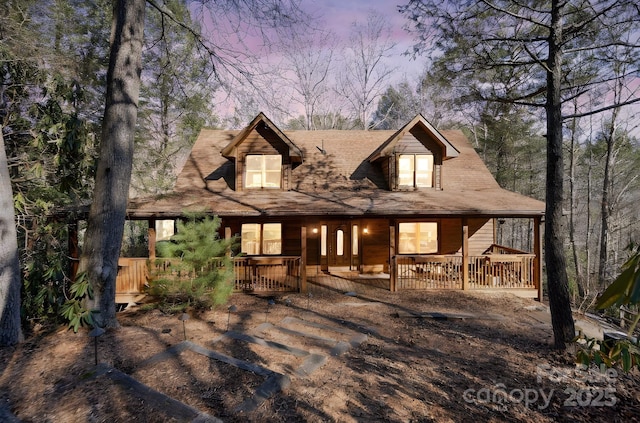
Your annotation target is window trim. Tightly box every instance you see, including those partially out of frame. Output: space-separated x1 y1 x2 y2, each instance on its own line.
240 223 282 255
397 153 434 189
244 154 282 189
398 221 439 254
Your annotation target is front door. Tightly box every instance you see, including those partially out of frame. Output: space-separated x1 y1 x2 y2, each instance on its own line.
328 222 351 267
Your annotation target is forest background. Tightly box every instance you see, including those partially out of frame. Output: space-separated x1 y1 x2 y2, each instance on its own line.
1 0 639 339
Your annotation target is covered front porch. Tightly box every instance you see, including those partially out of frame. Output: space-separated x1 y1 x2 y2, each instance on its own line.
110 215 543 302
115 246 541 302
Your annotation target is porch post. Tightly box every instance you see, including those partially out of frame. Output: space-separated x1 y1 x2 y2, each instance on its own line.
148 218 156 260
224 226 232 256
389 222 396 292
462 218 469 290
534 216 543 301
300 226 308 293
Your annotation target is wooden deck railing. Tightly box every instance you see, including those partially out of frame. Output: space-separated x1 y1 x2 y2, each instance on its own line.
469 254 535 289
396 255 462 289
148 256 301 293
231 256 301 292
394 252 536 291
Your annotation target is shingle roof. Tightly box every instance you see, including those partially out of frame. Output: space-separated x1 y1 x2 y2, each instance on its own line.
127 121 545 219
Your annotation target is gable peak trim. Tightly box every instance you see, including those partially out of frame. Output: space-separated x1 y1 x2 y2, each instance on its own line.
368 114 460 162
221 112 303 162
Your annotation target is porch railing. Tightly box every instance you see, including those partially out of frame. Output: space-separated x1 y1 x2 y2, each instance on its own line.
231 256 301 292
396 255 462 289
148 256 301 293
394 252 536 291
469 254 535 289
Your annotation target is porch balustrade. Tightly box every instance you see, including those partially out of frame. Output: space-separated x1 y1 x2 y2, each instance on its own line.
146 256 301 293
394 253 536 291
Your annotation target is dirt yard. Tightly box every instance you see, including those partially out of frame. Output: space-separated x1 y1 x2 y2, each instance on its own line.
1 283 638 422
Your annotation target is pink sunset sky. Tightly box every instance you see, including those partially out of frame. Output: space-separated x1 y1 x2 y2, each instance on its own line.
302 0 425 80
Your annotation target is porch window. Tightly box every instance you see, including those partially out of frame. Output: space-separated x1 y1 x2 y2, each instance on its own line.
398 154 433 188
241 223 282 255
245 155 282 188
398 222 438 254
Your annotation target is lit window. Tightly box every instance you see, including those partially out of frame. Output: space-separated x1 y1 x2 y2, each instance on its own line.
398 154 433 188
321 225 327 256
398 222 438 254
241 223 282 255
245 155 281 188
336 230 344 256
352 225 358 255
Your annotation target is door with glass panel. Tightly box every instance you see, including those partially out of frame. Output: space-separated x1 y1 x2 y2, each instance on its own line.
328 222 350 267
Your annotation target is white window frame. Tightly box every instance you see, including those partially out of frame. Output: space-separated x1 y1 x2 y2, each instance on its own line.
245 154 282 189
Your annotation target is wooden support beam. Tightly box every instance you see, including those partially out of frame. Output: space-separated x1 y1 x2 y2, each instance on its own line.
389 222 396 292
225 226 232 256
300 226 307 293
534 216 543 301
462 218 469 290
148 218 156 260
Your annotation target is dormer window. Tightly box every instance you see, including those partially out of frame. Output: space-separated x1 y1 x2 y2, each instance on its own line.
398 154 433 188
245 154 282 188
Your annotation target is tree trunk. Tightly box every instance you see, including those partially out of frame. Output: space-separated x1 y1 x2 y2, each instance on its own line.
0 127 23 346
78 0 146 328
544 0 575 349
598 110 619 288
568 115 585 299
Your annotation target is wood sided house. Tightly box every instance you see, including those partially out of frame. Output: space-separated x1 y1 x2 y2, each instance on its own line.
108 113 546 301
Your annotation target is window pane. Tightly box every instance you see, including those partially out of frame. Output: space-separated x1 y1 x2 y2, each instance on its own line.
398 222 417 253
336 229 344 256
245 156 262 188
264 155 282 170
262 223 282 255
263 155 281 188
398 155 414 186
264 170 281 188
241 224 260 255
415 155 433 187
418 222 438 253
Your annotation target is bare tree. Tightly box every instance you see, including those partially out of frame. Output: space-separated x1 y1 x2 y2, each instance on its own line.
337 11 397 129
401 0 640 349
597 55 640 287
278 27 337 130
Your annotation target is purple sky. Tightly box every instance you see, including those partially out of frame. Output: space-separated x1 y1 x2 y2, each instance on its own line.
302 0 425 81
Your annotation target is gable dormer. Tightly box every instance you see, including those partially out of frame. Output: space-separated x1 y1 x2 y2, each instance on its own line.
221 113 303 191
368 114 459 191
